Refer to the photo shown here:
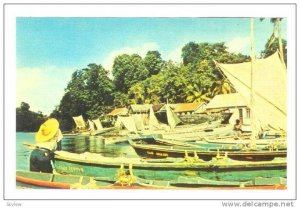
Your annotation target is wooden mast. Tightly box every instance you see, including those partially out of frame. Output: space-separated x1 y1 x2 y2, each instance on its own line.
250 18 257 140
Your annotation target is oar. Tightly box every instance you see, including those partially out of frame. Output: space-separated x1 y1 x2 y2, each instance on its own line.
22 142 37 150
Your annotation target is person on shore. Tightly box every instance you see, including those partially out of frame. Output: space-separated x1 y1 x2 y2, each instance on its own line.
30 118 63 173
233 119 243 138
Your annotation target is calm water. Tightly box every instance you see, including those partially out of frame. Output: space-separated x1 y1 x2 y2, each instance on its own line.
16 132 138 171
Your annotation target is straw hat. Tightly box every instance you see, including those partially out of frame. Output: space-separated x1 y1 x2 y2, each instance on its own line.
35 118 59 142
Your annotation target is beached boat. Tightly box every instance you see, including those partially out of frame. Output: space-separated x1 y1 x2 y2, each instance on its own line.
137 175 287 189
63 115 115 137
134 135 245 151
53 150 286 182
151 135 287 151
16 169 159 189
129 139 286 161
16 170 114 189
140 134 246 149
203 137 286 150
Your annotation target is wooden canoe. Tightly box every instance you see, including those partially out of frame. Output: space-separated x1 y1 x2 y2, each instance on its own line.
16 170 153 189
138 134 286 151
129 139 286 161
16 170 286 190
53 150 286 182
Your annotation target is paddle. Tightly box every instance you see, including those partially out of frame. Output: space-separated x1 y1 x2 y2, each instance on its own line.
22 142 37 150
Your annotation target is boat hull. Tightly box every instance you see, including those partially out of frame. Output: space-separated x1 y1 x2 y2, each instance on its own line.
130 140 286 161
16 170 286 190
53 153 286 182
16 170 113 189
16 170 153 189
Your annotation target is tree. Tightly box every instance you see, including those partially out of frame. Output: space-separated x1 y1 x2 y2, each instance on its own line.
84 63 114 116
112 54 149 93
126 42 250 105
181 42 201 66
158 61 188 103
16 102 46 132
180 42 249 102
260 18 286 65
210 78 235 97
20 102 30 111
54 64 113 130
185 60 217 102
144 51 164 75
113 92 129 107
261 38 287 65
112 54 131 93
51 40 252 131
127 61 188 104
128 82 145 104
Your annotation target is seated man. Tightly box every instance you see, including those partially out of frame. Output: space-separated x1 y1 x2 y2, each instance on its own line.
233 119 243 138
30 118 63 173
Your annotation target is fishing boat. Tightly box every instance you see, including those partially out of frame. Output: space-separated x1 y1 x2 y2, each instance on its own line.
137 175 287 189
16 170 114 189
16 169 286 190
203 137 286 149
63 115 115 136
134 135 245 150
129 139 286 161
114 104 233 142
16 169 162 189
88 118 116 136
53 150 286 182
150 135 287 151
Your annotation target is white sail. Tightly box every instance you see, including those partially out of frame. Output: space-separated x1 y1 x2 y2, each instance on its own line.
92 119 103 130
115 116 138 133
132 114 145 131
88 119 95 132
216 52 286 132
72 115 86 129
166 104 181 129
149 105 161 130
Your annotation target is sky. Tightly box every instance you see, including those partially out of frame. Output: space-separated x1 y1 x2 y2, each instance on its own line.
16 17 287 115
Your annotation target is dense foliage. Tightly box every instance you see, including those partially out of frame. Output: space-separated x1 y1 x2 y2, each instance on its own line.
112 54 149 93
50 64 113 130
18 36 286 131
127 42 250 105
16 102 47 132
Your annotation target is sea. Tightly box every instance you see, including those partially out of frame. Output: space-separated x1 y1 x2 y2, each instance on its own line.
16 132 138 171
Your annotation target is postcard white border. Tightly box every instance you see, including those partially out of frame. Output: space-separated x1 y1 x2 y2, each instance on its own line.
3 3 297 202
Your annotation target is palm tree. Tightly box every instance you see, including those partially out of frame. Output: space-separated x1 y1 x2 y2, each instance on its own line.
210 78 235 97
260 18 285 65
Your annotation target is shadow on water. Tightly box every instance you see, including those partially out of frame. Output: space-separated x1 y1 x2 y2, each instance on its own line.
61 135 137 158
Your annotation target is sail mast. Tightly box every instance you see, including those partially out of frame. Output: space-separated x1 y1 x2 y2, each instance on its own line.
250 18 255 105
250 18 257 139
277 18 286 68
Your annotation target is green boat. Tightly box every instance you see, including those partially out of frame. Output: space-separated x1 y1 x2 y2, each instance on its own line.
53 150 286 182
16 169 286 190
